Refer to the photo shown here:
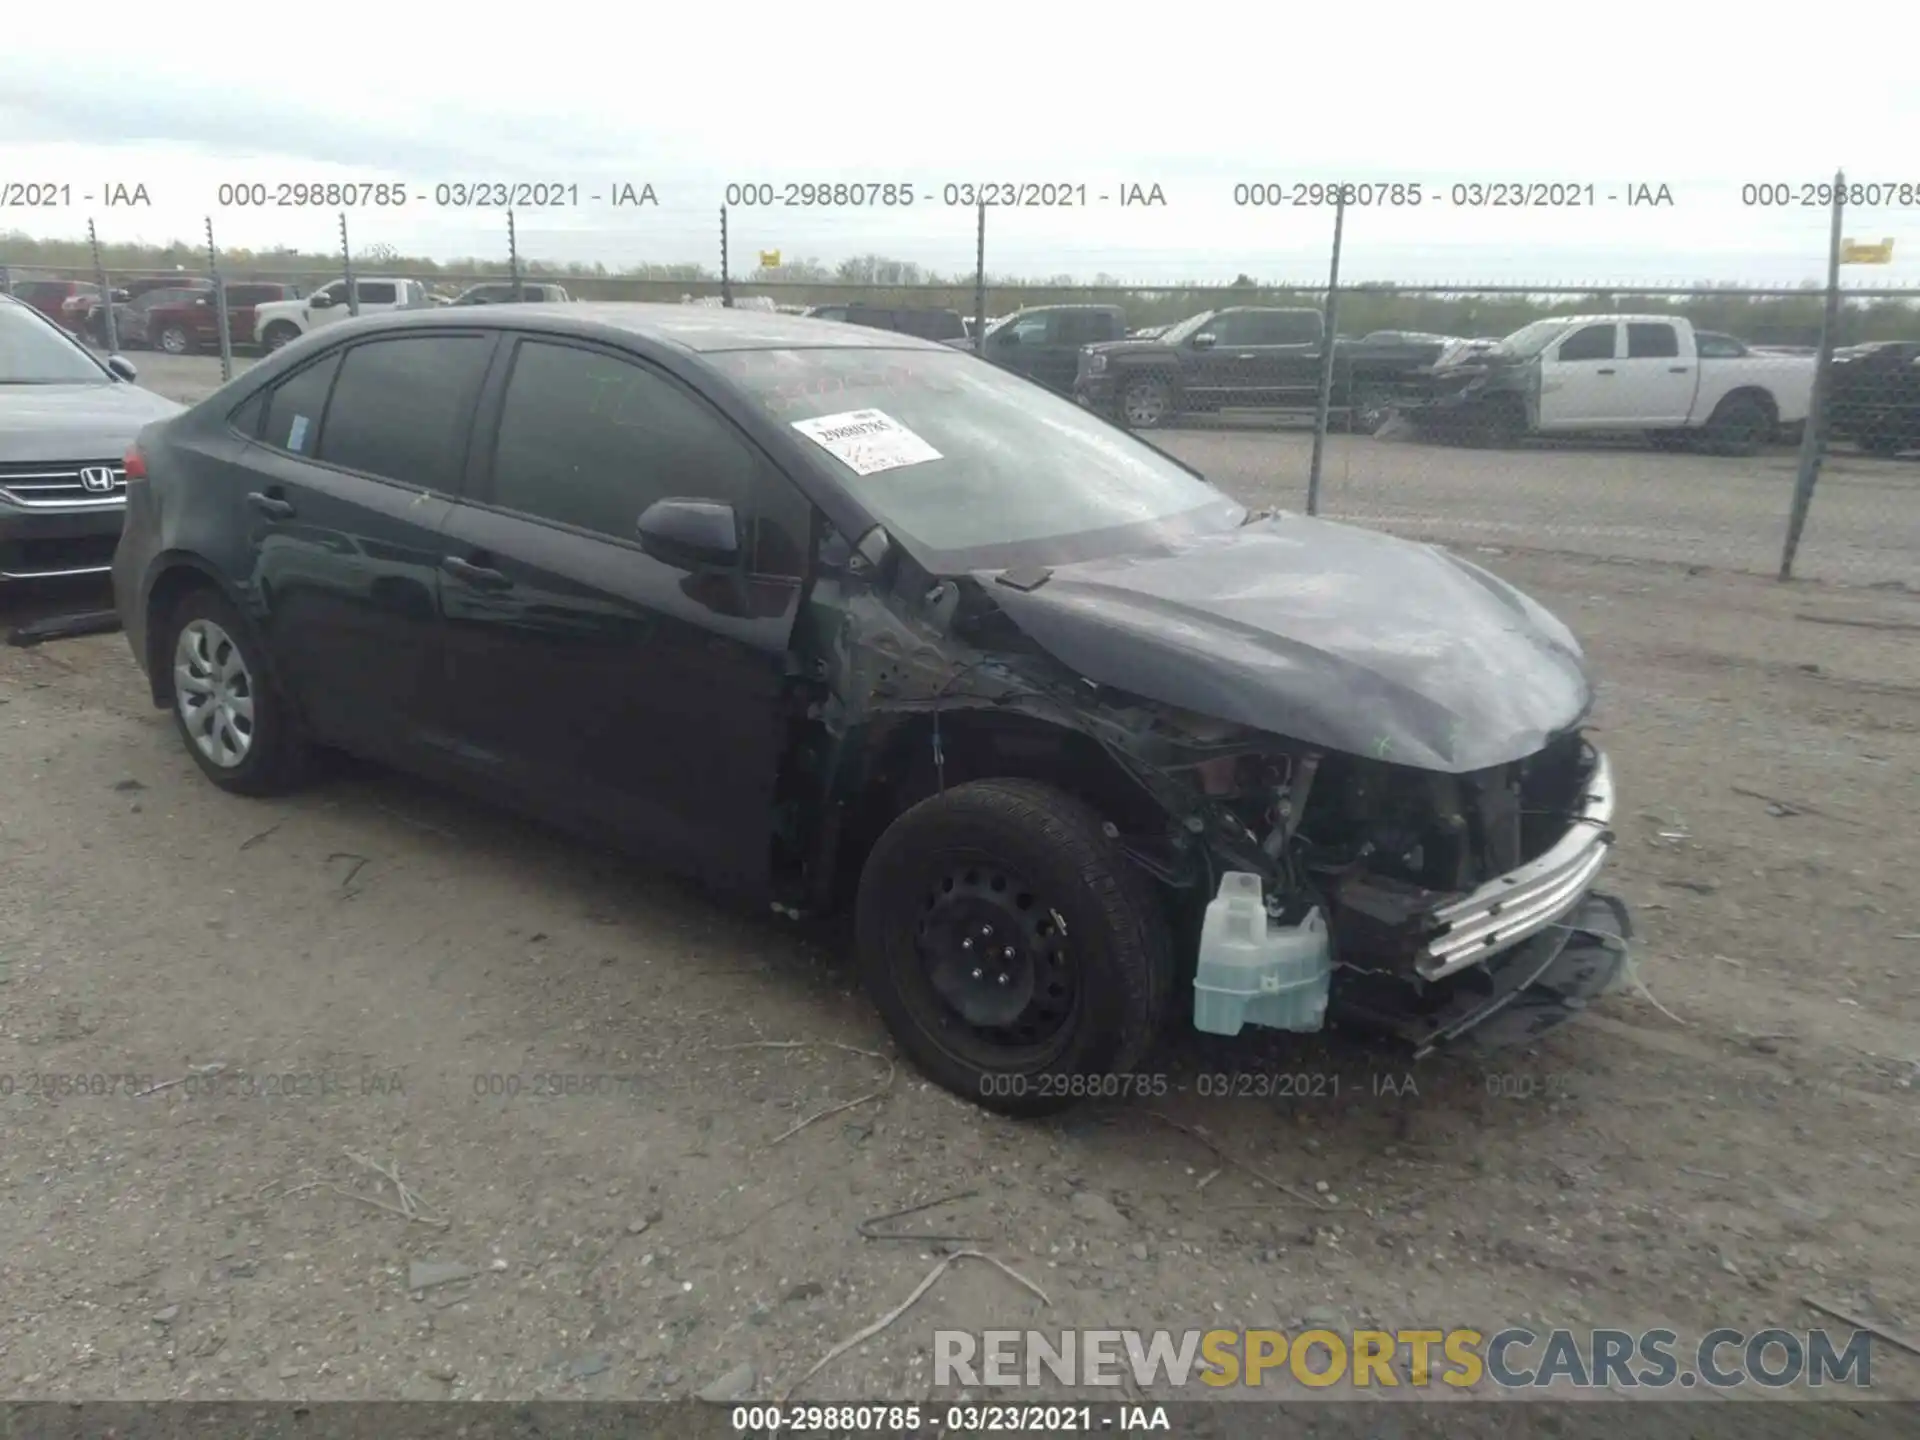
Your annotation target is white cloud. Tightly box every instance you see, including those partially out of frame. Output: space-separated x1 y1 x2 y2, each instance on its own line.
4 0 1916 284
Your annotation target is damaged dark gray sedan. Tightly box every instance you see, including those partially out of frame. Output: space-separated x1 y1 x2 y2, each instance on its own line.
111 305 1630 1115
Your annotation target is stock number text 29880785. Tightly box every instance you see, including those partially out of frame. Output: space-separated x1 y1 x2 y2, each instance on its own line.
720 182 1166 208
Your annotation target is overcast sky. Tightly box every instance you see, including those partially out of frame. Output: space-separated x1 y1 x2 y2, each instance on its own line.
5 0 1917 286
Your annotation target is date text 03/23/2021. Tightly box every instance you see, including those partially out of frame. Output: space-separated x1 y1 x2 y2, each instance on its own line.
727 1403 1170 1433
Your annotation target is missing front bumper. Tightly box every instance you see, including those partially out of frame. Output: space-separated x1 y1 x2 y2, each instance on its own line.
1418 750 1616 981
1335 891 1633 1056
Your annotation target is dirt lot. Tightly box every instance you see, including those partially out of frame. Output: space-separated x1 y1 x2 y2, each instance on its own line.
1 358 1916 1408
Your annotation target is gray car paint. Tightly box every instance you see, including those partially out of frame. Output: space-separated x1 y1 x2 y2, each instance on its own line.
0 381 185 464
979 514 1592 774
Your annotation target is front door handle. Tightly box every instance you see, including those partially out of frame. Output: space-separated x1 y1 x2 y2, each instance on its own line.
1596 368 1617 376
246 491 295 519
1669 366 1691 373
441 555 511 590
1236 352 1258 360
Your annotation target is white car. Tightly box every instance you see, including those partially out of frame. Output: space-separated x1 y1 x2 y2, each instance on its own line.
252 278 430 352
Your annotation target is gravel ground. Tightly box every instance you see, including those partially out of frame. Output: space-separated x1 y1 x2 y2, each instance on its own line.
1 358 1915 1407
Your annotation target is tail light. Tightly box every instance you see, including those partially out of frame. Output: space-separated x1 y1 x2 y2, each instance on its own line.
123 446 148 483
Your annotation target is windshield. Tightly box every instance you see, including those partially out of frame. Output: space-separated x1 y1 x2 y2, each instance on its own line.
712 347 1243 568
1158 311 1216 346
1497 319 1575 358
0 302 111 383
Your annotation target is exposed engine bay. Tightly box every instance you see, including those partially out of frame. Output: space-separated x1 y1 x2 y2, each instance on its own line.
784 524 1630 1056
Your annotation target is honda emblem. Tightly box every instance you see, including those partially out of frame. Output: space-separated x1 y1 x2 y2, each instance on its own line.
79 466 119 494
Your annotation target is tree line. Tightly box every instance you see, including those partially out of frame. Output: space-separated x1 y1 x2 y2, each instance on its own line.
5 230 1914 345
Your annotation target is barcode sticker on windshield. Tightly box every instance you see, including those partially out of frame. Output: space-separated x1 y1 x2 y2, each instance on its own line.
791 409 941 476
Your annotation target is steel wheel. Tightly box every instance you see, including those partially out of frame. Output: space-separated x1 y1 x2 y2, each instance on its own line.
174 618 255 768
855 778 1173 1116
1122 377 1173 429
158 325 190 355
912 861 1080 1066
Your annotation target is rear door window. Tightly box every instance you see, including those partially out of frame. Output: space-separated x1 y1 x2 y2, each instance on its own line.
355 281 398 306
312 334 492 491
1626 322 1680 358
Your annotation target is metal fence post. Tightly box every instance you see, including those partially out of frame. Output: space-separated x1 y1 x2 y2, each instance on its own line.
719 206 733 308
1778 168 1846 581
1305 189 1347 517
206 216 233 383
973 202 987 352
88 218 120 353
340 212 360 317
507 209 522 301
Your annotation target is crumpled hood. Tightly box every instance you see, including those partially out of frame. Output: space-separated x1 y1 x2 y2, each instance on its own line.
980 515 1592 773
0 383 183 463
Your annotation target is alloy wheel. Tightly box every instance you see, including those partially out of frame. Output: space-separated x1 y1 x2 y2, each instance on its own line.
1123 379 1171 428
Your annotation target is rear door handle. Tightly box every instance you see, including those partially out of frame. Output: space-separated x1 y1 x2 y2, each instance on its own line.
1236 352 1258 360
1596 368 1617 376
246 491 295 519
1669 366 1691 373
441 555 511 590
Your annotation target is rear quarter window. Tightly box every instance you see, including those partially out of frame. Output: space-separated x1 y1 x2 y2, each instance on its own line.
261 352 343 456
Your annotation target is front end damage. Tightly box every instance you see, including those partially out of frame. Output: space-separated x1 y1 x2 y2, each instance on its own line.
778 529 1629 1060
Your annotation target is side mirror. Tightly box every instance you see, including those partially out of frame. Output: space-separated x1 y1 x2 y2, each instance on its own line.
1191 332 1217 350
310 293 335 310
106 354 137 382
112 289 131 303
637 498 740 570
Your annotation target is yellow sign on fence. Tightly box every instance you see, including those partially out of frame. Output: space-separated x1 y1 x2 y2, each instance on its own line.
1840 237 1895 264
758 249 781 268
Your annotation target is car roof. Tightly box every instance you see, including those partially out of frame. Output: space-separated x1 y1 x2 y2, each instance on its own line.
319 301 954 354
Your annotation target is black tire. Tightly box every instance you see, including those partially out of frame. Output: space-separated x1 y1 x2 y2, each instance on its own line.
261 322 300 353
159 586 309 796
1469 395 1526 448
1119 375 1176 430
855 778 1174 1117
1858 425 1909 457
1345 383 1394 435
157 324 193 356
1702 393 1773 457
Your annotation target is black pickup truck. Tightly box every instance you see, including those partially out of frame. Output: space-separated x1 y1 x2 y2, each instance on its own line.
1072 306 1448 431
1826 340 1920 456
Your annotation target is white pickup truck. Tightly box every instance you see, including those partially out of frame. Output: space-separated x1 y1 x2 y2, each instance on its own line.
1399 315 1815 454
252 277 430 352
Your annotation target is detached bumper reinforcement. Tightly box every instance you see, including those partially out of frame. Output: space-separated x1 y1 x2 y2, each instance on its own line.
1417 750 1617 982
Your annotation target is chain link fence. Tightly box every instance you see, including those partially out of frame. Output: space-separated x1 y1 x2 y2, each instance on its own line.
7 190 1914 588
